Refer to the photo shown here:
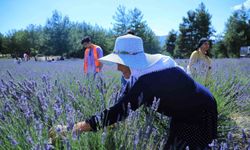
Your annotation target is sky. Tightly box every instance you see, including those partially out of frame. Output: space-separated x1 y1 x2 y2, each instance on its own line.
0 0 250 36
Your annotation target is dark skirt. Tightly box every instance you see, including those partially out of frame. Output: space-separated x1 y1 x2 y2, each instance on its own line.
165 100 218 150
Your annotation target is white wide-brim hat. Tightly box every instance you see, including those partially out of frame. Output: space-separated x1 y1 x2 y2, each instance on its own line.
99 34 162 70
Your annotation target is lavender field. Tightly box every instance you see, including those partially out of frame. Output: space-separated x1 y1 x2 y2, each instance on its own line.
0 58 249 150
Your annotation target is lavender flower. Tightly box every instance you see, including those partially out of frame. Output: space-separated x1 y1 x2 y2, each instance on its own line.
35 119 43 140
227 131 233 141
44 142 54 150
65 103 75 130
0 112 5 121
7 135 18 146
241 129 247 143
151 97 160 112
209 139 218 149
26 135 34 145
67 91 76 102
133 131 140 150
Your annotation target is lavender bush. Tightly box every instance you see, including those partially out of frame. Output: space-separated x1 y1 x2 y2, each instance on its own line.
0 58 249 150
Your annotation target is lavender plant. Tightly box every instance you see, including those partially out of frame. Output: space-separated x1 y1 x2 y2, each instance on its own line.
0 58 249 149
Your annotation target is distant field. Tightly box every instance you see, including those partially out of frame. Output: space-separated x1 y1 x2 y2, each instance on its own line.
0 58 249 149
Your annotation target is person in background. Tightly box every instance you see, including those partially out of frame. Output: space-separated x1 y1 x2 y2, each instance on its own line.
81 36 103 75
23 52 30 61
187 38 212 85
51 34 217 149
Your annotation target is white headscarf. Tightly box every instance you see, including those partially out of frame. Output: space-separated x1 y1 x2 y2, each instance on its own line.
125 55 184 88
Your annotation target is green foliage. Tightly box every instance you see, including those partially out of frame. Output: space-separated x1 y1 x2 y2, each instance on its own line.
25 24 43 56
163 30 177 56
67 22 114 58
112 5 129 36
0 4 249 59
0 10 115 58
0 59 249 149
0 33 3 54
43 10 71 56
185 58 250 143
112 6 160 54
211 39 229 58
4 30 31 57
175 2 214 58
223 7 250 57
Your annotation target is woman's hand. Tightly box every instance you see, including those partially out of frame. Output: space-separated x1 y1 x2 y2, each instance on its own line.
72 121 92 135
48 121 92 144
48 125 68 144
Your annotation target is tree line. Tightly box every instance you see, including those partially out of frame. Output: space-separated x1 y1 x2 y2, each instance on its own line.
0 3 249 59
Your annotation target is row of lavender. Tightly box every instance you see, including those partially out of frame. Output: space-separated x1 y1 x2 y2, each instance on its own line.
0 58 249 149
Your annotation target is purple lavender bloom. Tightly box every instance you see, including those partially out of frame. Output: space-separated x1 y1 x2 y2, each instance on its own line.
33 143 41 150
241 129 247 143
233 144 240 150
65 139 71 150
0 113 5 121
76 80 84 95
44 142 54 150
209 139 218 149
72 131 78 141
35 119 43 140
220 142 228 150
151 97 160 111
133 131 140 149
65 103 75 130
227 131 233 141
53 96 64 119
67 91 76 102
26 136 34 144
7 135 18 146
4 101 12 113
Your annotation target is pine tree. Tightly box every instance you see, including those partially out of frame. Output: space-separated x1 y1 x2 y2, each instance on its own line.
175 10 197 58
175 3 214 58
112 6 160 54
44 10 71 55
112 5 129 36
224 6 250 57
164 30 177 56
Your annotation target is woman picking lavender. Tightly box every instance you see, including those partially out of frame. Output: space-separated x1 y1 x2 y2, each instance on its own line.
51 34 218 149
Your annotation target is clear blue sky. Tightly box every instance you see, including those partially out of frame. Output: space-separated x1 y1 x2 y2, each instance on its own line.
0 0 249 36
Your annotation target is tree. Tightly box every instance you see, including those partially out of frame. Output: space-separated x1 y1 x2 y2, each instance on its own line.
3 30 30 57
175 3 214 58
44 10 71 55
212 41 228 58
224 7 250 57
163 30 177 56
0 33 3 54
195 3 214 40
112 6 160 54
25 24 41 56
112 5 129 36
128 8 160 54
67 22 92 58
209 34 228 58
175 10 197 58
127 8 147 36
67 22 114 58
